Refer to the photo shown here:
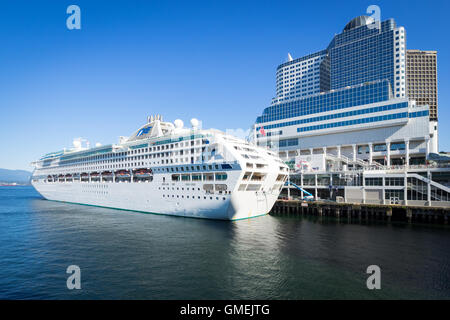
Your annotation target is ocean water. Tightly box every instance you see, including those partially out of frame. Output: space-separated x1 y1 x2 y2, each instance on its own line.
0 186 449 300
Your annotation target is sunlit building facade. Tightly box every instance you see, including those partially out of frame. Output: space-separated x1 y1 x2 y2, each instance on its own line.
254 16 448 207
256 16 436 166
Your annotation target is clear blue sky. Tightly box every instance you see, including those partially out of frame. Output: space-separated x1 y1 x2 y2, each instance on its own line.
0 0 448 170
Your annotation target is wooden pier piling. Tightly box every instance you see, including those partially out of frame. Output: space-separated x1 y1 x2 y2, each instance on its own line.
270 200 450 225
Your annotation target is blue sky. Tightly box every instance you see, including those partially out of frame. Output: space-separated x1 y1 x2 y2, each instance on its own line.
0 0 448 170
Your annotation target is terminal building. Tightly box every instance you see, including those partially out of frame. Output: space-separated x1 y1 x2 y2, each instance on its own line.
254 16 449 207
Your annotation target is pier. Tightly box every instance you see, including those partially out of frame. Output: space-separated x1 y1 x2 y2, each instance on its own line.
270 200 450 225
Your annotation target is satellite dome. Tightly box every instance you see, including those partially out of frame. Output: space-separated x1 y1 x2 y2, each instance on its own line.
190 118 199 128
343 16 375 31
73 139 82 149
174 119 184 129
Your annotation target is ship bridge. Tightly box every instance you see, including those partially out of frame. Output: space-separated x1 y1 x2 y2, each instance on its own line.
127 115 175 142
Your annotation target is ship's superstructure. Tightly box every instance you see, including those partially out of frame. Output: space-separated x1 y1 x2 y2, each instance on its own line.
31 116 289 220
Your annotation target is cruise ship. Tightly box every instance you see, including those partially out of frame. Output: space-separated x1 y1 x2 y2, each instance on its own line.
31 116 289 220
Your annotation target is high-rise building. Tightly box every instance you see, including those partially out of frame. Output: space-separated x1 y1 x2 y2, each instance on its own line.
253 15 449 207
255 16 436 166
406 50 438 121
328 17 406 98
274 51 327 104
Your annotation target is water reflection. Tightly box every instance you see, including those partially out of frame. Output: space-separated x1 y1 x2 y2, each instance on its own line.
0 187 449 299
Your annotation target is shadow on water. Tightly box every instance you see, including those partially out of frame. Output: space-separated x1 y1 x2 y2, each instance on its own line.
1 186 449 299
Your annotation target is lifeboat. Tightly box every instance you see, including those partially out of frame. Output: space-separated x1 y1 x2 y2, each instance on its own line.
101 171 113 176
133 168 153 176
81 173 88 177
115 170 131 177
90 172 100 180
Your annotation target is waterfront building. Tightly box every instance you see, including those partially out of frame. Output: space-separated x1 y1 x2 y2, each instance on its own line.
406 50 438 121
254 16 449 207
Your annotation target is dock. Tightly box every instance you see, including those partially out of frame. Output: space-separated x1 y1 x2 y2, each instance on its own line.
270 200 450 225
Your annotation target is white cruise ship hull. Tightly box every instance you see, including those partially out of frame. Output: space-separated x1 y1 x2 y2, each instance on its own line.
30 116 289 221
32 180 280 220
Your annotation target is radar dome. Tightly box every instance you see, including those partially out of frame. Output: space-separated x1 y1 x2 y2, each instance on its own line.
190 118 199 128
174 119 184 128
95 142 102 147
73 139 82 149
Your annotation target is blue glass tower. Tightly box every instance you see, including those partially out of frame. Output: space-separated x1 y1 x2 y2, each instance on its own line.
328 17 397 93
256 16 407 127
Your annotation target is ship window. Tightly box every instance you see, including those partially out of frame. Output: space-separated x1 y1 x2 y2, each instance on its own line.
203 173 214 181
215 184 227 191
215 173 227 181
246 184 261 191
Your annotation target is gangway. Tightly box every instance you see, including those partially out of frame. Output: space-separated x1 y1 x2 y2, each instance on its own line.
285 181 314 200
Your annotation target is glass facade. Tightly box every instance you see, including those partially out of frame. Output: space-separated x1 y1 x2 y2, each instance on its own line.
279 138 298 148
297 112 409 133
257 101 408 131
329 19 396 91
275 50 327 102
409 110 428 118
255 18 408 130
257 80 390 124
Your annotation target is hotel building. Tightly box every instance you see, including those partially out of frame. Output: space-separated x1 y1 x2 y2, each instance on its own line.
406 50 438 121
254 16 449 207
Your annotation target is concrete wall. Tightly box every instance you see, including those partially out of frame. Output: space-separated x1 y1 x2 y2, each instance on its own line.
365 189 383 204
345 187 364 203
430 201 450 208
407 200 428 206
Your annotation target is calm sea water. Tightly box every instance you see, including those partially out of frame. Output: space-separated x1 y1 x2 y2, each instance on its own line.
0 186 449 300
